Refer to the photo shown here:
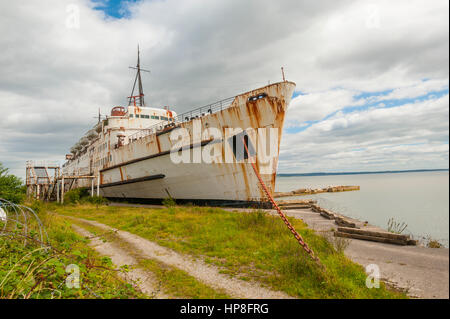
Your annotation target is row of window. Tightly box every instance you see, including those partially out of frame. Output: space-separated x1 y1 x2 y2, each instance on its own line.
98 142 107 152
94 154 112 167
129 114 169 121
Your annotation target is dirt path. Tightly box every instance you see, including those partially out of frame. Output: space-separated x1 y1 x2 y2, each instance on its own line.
72 224 168 298
68 216 292 299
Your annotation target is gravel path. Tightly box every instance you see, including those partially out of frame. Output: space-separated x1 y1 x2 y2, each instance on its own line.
68 216 292 299
72 224 168 298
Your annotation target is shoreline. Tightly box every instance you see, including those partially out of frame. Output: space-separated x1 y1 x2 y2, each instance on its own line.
274 185 360 198
277 168 449 177
276 196 448 248
274 174 449 249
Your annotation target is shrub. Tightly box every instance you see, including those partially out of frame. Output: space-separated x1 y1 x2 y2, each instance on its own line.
83 195 108 206
427 240 442 248
29 199 44 213
387 217 408 234
0 163 25 204
162 197 176 208
425 236 443 248
0 215 142 299
321 231 350 254
63 188 90 204
237 210 271 230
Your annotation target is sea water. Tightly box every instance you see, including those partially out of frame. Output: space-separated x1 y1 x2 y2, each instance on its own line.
275 171 449 247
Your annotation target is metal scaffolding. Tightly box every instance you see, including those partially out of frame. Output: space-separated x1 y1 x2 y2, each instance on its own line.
25 161 99 203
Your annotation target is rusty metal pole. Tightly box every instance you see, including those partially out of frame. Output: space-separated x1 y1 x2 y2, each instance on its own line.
96 174 100 196
281 67 286 82
56 179 60 203
61 176 64 204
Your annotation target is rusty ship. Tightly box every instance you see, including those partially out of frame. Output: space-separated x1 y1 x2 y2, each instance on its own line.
62 51 296 206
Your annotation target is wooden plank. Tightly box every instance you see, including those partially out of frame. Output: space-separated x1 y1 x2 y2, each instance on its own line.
334 231 408 245
277 205 312 210
276 199 316 205
335 217 357 228
320 211 335 220
337 226 410 241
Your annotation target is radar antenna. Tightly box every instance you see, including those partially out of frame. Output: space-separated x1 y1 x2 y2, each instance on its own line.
128 45 150 107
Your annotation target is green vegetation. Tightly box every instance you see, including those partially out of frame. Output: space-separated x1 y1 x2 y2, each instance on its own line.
71 218 230 299
0 209 144 299
53 203 406 299
425 236 443 248
63 188 108 206
138 259 230 299
427 240 442 248
162 197 176 208
387 217 408 234
0 162 25 203
321 231 351 254
0 161 407 299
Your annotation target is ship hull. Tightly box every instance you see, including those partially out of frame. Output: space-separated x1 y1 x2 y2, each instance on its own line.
66 81 296 203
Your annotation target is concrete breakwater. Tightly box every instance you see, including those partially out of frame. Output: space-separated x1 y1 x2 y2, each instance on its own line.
273 199 418 246
308 203 418 246
274 185 360 198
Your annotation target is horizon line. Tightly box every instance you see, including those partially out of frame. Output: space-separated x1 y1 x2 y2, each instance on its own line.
277 168 449 177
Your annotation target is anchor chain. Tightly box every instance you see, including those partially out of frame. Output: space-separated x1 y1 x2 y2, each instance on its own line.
242 137 321 264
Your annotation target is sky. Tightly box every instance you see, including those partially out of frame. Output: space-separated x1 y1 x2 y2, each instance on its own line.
0 0 448 178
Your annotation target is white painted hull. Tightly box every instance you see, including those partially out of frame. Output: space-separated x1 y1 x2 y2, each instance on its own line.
64 81 296 203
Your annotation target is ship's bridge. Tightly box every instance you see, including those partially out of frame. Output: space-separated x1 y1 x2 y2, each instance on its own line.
105 105 178 144
106 105 177 127
126 105 176 123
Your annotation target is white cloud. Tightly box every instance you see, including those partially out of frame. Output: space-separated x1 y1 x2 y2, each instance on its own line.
286 89 363 124
375 79 449 101
0 0 448 177
280 94 449 172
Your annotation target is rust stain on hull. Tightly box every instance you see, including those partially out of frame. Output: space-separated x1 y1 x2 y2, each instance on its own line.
119 167 124 181
63 81 296 202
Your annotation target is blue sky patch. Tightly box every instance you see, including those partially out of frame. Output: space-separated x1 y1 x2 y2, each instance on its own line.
292 90 306 99
353 89 393 100
92 0 139 18
343 88 449 115
285 121 317 134
286 86 449 133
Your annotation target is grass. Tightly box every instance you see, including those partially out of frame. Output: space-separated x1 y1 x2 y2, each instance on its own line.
138 259 230 299
52 203 406 299
71 218 230 299
0 208 144 299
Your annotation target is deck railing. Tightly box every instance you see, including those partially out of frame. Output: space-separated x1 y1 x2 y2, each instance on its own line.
128 96 236 141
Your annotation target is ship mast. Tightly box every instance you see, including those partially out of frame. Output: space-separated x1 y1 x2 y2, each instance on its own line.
128 46 150 107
